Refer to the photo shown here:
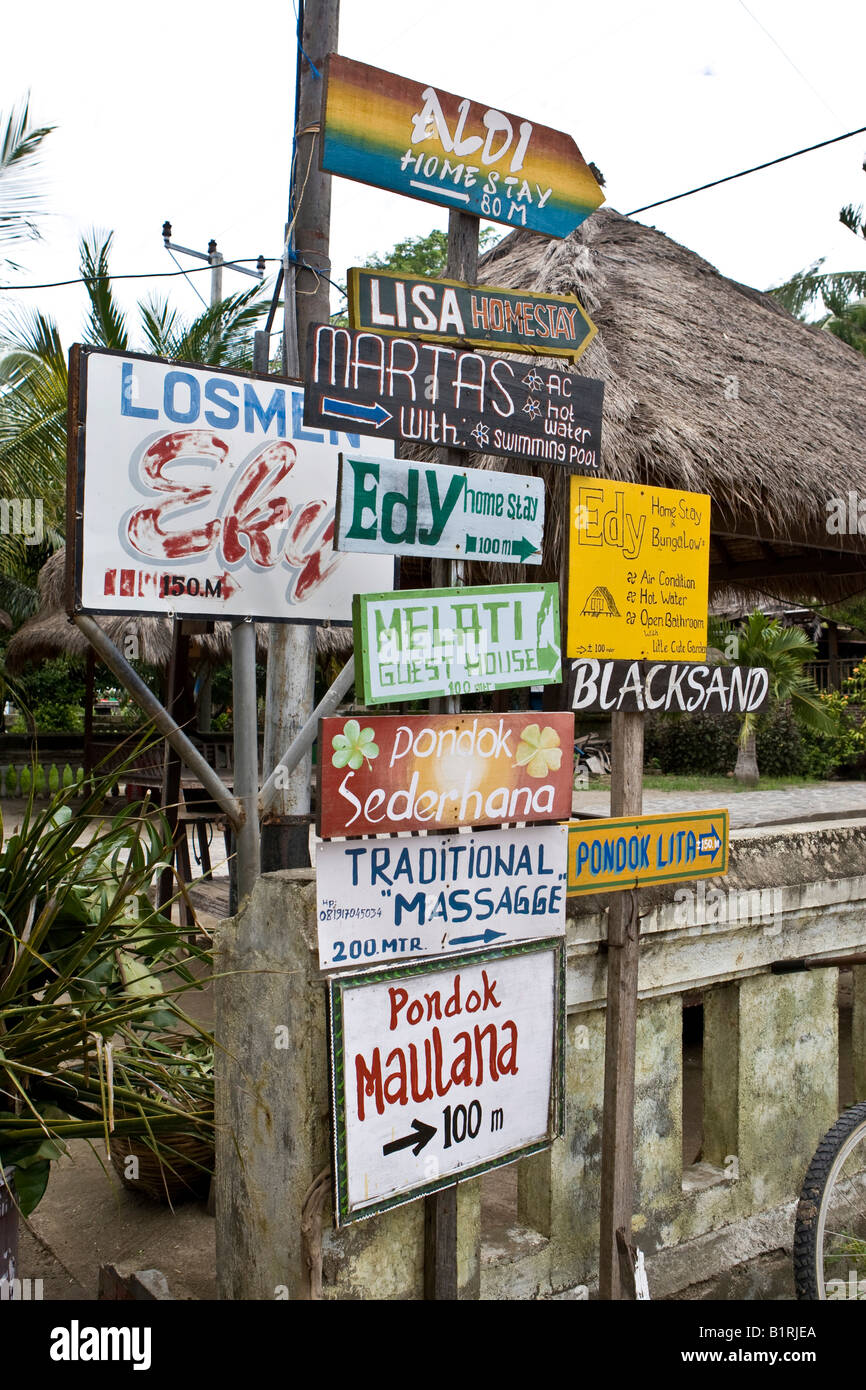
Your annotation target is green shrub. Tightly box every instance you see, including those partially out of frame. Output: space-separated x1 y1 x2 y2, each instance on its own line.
644 702 806 777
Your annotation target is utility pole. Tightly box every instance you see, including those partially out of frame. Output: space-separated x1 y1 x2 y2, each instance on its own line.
261 0 340 871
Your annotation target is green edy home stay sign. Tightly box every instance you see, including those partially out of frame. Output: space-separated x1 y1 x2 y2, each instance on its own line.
353 582 562 705
335 452 544 564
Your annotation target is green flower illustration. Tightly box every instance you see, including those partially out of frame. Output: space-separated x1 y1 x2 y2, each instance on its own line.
331 719 379 770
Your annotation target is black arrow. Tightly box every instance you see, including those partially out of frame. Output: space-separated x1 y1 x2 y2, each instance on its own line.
382 1118 437 1157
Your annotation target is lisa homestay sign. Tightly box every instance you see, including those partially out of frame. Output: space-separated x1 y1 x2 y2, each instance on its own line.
569 658 771 714
348 267 596 362
335 452 544 564
316 823 568 970
305 324 604 470
317 711 574 838
567 810 729 895
353 581 562 705
328 940 564 1225
321 54 604 238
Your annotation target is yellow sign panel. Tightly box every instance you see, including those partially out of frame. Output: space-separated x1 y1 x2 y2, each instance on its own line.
567 477 710 660
567 809 729 895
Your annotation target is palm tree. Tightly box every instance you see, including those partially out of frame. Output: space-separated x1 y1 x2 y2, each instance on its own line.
0 95 54 266
0 229 268 619
770 176 866 357
709 612 838 785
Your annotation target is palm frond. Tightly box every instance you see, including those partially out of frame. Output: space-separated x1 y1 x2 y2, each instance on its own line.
0 95 54 247
80 230 129 350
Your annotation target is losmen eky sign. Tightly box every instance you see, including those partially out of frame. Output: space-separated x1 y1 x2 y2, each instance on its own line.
305 324 604 470
328 940 565 1224
321 54 604 239
66 346 394 623
335 452 544 565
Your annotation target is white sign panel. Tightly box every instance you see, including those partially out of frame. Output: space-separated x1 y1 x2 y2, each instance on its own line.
316 823 568 969
68 347 394 622
329 941 564 1224
335 452 544 564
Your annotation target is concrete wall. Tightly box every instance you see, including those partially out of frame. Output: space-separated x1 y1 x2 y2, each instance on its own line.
216 819 866 1300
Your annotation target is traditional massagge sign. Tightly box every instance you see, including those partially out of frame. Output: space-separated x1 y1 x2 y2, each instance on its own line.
316 823 568 970
328 940 565 1225
317 711 574 839
321 54 604 238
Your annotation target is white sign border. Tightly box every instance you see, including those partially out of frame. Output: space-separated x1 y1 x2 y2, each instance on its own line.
327 938 565 1227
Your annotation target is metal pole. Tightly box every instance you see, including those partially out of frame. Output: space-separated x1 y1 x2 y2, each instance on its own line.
72 614 240 826
424 206 481 1300
230 619 260 907
209 240 224 307
259 655 354 814
262 0 340 871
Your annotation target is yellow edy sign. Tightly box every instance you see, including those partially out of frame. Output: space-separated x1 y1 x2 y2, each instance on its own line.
567 477 710 661
567 810 729 895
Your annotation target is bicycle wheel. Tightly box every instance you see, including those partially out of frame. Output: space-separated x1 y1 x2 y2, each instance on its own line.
794 1101 866 1300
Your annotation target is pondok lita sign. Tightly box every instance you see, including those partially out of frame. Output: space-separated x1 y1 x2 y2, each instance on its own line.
317 711 574 838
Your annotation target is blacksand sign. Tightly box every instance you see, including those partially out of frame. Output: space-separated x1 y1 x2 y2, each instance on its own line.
569 658 771 714
305 324 604 469
335 452 544 564
328 940 565 1224
316 822 568 969
348 267 596 361
352 581 562 705
321 54 604 238
317 711 574 839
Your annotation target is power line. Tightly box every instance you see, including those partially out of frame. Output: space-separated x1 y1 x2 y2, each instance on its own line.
735 0 840 121
0 258 278 292
627 123 866 217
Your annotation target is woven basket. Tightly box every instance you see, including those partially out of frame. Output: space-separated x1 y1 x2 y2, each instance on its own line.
109 1131 213 1203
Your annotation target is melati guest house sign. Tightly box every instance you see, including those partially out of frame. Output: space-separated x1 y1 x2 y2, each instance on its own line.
320 54 604 238
328 940 565 1224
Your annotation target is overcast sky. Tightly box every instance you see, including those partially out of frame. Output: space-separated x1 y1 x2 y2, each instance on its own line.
2 0 864 349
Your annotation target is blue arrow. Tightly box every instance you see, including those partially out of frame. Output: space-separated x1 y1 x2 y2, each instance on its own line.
448 928 507 946
321 395 393 428
698 823 723 856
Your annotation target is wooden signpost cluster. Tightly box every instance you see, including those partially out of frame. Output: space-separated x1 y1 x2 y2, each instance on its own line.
310 48 772 1301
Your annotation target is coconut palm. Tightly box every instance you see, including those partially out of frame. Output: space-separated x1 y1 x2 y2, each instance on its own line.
0 95 54 263
709 612 838 785
770 182 866 357
0 229 268 618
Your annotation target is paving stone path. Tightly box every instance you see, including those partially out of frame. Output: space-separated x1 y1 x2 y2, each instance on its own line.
572 781 866 829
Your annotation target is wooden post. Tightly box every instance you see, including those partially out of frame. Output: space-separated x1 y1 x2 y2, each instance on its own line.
598 709 644 1298
261 0 339 871
423 208 480 1300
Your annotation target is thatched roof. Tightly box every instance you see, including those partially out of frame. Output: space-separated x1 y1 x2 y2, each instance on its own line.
4 550 351 674
441 208 866 604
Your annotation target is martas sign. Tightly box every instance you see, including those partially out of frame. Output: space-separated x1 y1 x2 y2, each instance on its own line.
66 346 394 622
317 712 574 838
328 940 564 1224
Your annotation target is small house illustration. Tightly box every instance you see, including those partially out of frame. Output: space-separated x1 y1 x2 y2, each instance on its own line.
582 585 619 617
